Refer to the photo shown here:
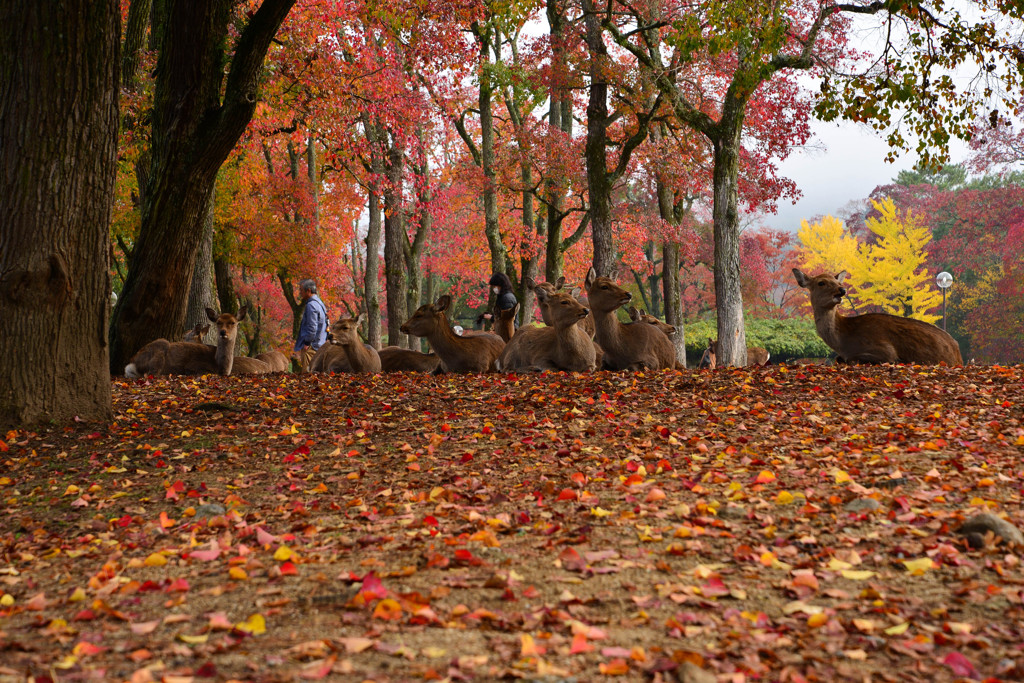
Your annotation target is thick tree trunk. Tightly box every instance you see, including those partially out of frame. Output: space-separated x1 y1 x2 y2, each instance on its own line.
383 138 409 348
108 0 296 374
581 0 615 277
185 191 216 343
662 241 685 366
122 0 152 90
712 129 747 367
214 256 238 316
363 121 384 349
0 1 119 425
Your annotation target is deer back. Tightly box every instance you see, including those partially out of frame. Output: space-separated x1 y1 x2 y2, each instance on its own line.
585 268 675 370
125 339 218 377
231 356 272 375
254 350 289 372
793 269 962 365
401 295 504 372
378 346 440 373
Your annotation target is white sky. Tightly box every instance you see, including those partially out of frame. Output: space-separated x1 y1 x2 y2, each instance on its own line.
761 118 972 232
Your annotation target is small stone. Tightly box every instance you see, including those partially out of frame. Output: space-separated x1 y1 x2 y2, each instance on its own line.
194 503 227 519
844 498 881 513
957 513 1024 547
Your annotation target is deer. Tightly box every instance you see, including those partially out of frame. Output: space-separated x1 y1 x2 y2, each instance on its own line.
378 346 440 373
792 268 962 365
319 314 381 373
125 307 270 377
584 268 677 371
183 322 210 343
698 338 771 369
496 288 597 372
254 350 289 372
527 276 596 338
627 307 677 337
400 295 505 373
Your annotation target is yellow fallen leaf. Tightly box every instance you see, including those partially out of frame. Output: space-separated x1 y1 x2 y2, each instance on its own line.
807 613 829 627
68 587 87 602
590 507 613 518
884 622 910 635
235 613 266 635
53 655 78 670
775 491 795 505
832 469 852 484
178 633 209 644
273 545 295 562
143 553 168 567
755 470 776 484
229 567 248 581
0 594 13 607
841 570 876 581
902 558 936 574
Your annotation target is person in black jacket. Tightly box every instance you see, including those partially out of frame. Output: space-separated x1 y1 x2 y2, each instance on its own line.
478 272 518 330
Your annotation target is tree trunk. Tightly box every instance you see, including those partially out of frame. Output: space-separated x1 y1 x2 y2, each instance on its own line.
581 0 615 276
108 0 296 374
544 0 572 283
712 129 747 366
185 191 216 342
405 127 432 323
476 23 509 278
214 256 238 316
662 241 685 366
122 0 152 90
383 136 409 348
363 119 384 349
0 1 119 425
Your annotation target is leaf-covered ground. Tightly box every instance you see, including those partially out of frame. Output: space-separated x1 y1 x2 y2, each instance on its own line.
2 364 1023 683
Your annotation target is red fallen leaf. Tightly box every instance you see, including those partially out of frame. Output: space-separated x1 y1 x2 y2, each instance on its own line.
700 577 730 598
556 488 578 501
600 658 630 675
422 515 439 527
256 527 276 545
558 547 587 572
424 552 449 569
166 579 190 592
453 549 483 566
359 573 388 600
300 654 337 679
279 560 298 576
942 652 979 678
73 609 97 621
129 620 159 635
25 593 48 611
195 661 218 678
72 640 105 656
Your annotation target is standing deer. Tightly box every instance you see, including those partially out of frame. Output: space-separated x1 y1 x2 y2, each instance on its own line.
698 338 770 369
585 268 676 371
497 288 597 372
792 268 962 365
125 307 270 377
400 295 504 373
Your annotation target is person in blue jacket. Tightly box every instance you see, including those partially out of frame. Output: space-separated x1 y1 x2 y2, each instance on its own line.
291 279 329 371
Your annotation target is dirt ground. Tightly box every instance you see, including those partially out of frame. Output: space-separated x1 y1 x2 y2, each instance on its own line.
1 363 1022 682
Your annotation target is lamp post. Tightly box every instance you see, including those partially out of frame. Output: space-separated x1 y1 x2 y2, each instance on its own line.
935 271 952 332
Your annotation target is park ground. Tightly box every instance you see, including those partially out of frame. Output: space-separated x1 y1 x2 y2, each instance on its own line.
1 364 1023 682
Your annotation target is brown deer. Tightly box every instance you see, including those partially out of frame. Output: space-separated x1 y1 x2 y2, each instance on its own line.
322 314 381 372
585 268 677 371
254 350 289 372
698 338 771 369
125 307 270 377
183 322 210 343
492 303 518 342
378 346 440 373
497 288 597 372
792 268 962 365
527 276 595 338
627 307 677 337
400 295 504 373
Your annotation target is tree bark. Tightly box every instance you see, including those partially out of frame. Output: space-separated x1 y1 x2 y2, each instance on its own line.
108 0 296 374
185 190 216 341
581 0 615 276
475 22 509 279
711 128 748 367
214 256 238 316
122 0 152 90
363 118 384 349
383 136 409 348
0 1 119 425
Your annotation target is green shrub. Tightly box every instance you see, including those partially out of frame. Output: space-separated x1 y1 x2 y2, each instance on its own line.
680 316 832 364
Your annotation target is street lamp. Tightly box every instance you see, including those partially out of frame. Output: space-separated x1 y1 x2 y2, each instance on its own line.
935 271 952 332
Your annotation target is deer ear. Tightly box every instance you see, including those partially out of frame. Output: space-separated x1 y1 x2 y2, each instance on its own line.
433 295 451 312
236 305 248 321
555 276 566 289
792 268 810 288
836 270 849 283
205 307 218 322
569 286 581 298
200 324 210 335
355 312 365 325
627 306 639 321
585 267 597 289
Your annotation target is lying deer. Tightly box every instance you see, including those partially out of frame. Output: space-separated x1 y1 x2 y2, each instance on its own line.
125 307 270 377
254 350 289 372
585 268 676 371
792 268 962 365
527 276 595 338
378 346 440 373
698 338 771 369
322 314 381 372
497 288 597 372
400 295 504 373
627 307 677 337
183 323 210 343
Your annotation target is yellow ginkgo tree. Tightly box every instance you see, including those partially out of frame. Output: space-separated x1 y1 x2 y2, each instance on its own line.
846 198 942 323
796 215 859 276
